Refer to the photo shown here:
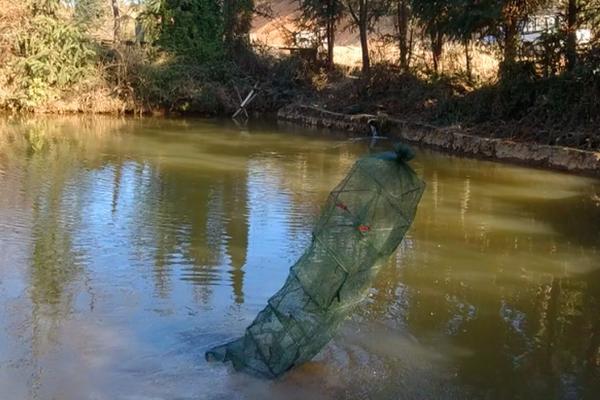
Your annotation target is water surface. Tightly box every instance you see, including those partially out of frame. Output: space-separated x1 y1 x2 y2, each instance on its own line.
0 117 599 399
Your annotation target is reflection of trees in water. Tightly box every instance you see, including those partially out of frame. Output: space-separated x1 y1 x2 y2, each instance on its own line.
520 194 600 247
376 155 600 398
261 147 358 252
223 176 248 304
19 118 116 343
520 274 600 398
0 116 127 157
29 167 81 345
585 288 600 397
96 127 362 307
15 121 111 399
125 158 249 303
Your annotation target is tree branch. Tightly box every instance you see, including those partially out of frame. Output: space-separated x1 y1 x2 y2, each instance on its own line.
345 2 361 25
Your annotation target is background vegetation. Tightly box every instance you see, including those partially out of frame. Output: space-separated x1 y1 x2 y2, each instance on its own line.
0 0 598 149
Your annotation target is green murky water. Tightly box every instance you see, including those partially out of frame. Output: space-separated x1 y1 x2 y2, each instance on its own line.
0 117 599 400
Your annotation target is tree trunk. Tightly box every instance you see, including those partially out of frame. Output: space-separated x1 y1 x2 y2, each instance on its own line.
111 0 121 43
359 26 370 76
397 0 410 72
503 19 519 66
566 0 578 71
408 24 414 68
359 7 370 76
327 17 335 69
464 38 472 81
431 32 443 74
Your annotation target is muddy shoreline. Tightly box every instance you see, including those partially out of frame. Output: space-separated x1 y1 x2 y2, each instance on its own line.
277 104 600 176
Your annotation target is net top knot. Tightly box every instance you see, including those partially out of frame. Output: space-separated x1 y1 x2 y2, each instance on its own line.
394 143 415 162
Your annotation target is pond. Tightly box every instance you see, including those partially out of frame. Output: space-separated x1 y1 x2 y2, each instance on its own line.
0 117 599 400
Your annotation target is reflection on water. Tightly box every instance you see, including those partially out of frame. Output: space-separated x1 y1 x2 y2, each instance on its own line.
0 116 599 399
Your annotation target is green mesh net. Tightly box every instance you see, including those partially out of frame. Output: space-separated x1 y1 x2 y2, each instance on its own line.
206 145 425 378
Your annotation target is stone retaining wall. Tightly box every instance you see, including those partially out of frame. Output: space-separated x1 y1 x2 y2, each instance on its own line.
277 104 600 175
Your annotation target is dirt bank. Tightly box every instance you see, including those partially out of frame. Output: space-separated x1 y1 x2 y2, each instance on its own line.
277 104 600 176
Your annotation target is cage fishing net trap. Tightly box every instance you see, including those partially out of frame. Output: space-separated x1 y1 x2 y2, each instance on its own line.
206 144 425 378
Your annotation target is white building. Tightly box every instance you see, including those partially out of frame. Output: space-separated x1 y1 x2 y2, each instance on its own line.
522 12 592 44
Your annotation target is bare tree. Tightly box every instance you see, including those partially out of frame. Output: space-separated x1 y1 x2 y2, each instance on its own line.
298 0 344 68
343 0 390 76
565 0 578 70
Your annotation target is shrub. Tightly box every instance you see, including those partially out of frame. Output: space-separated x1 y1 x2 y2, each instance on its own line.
155 0 224 61
7 15 95 110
